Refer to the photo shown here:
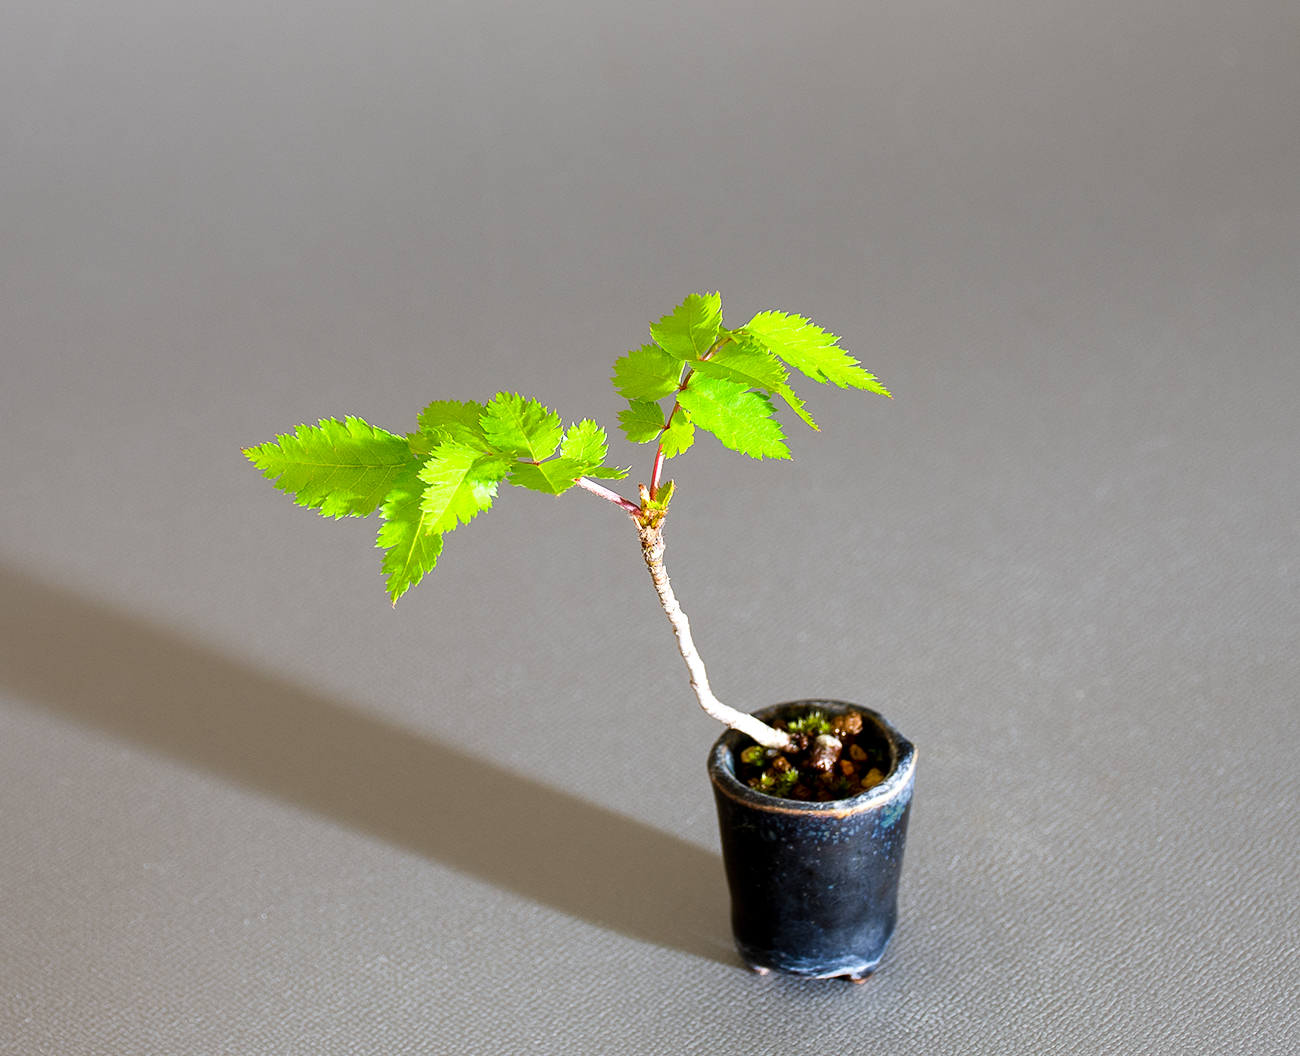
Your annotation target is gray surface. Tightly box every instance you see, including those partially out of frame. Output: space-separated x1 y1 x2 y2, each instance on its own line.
2 0 1297 1051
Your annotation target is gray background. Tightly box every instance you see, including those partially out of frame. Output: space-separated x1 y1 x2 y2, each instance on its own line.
2 0 1297 1052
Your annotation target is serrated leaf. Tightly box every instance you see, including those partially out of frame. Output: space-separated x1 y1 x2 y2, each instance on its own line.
743 312 890 395
693 341 819 431
376 463 444 603
661 412 695 458
617 400 666 444
244 417 415 518
699 341 788 389
649 293 723 361
560 419 629 479
508 458 589 495
644 478 674 512
416 400 491 450
677 376 790 459
418 441 510 532
560 419 607 468
772 383 817 430
612 344 683 401
481 392 564 460
585 464 630 480
406 431 435 459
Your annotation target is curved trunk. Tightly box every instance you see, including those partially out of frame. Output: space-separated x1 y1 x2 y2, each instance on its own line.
637 522 793 751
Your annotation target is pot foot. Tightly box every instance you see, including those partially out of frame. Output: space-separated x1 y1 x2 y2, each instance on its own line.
847 970 874 985
749 965 771 976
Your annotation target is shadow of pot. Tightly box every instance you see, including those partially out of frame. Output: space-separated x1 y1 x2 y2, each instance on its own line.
708 700 917 982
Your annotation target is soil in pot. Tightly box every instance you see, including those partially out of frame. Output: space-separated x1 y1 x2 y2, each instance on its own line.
735 708 892 801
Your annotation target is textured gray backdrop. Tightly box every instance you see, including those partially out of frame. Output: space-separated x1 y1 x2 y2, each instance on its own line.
2 0 1297 1052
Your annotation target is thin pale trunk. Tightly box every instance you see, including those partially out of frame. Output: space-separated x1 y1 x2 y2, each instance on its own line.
637 522 793 751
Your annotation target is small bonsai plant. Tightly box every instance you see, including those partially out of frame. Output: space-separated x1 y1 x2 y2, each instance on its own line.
245 293 889 798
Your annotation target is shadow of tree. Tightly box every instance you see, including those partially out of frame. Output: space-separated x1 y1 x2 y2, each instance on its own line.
0 562 738 968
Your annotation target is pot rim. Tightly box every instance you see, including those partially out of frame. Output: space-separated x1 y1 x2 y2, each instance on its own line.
708 699 916 818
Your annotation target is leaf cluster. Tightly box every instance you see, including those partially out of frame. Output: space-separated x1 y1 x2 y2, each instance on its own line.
244 395 627 602
612 293 889 462
245 294 888 603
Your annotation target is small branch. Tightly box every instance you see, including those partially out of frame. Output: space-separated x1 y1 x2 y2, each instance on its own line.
647 338 731 497
702 334 731 360
576 476 642 516
648 421 672 499
637 521 793 751
650 358 701 499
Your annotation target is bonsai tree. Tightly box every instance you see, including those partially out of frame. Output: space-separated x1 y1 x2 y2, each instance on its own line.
245 293 889 785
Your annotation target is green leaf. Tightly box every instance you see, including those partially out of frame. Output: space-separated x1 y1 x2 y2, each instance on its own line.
644 478 674 512
244 417 415 518
560 419 607 468
772 384 817 430
558 419 630 479
660 412 695 458
418 441 511 532
508 459 589 495
586 464 629 480
376 463 445 603
406 431 435 459
698 340 788 390
617 400 666 444
677 376 790 459
416 400 491 450
649 293 723 361
693 341 819 431
612 344 683 401
743 312 890 395
481 392 564 460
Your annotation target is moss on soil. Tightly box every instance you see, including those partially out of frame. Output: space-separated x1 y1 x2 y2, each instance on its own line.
736 708 891 801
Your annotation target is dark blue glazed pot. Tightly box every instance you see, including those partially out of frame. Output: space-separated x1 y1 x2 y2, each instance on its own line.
708 700 916 981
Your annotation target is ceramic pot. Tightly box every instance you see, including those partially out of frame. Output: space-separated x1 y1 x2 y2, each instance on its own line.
708 700 916 981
